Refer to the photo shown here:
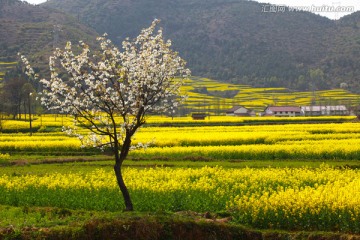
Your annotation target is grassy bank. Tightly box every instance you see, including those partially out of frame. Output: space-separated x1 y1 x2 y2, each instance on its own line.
1 205 360 240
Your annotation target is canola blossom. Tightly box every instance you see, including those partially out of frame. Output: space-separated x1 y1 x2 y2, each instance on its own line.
180 77 360 112
131 139 360 160
2 122 360 160
1 166 360 232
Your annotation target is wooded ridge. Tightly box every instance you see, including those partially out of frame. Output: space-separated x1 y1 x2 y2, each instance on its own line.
2 0 360 92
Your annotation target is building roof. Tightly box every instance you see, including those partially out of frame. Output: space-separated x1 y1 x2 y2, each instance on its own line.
301 105 348 112
226 105 247 113
266 106 301 112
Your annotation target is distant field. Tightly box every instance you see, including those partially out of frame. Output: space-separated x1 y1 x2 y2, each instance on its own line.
181 77 360 113
0 61 17 82
0 62 358 114
0 115 358 161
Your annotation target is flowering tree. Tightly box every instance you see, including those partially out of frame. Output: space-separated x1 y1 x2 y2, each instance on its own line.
21 20 190 211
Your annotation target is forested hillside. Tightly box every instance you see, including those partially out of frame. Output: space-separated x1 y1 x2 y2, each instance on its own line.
1 0 360 92
0 0 97 63
42 0 360 92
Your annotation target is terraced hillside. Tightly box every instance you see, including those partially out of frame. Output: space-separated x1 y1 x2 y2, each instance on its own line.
182 77 360 114
0 61 16 82
0 0 98 75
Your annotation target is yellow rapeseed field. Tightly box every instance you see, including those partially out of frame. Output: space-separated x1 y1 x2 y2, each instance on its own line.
1 166 360 232
1 119 360 160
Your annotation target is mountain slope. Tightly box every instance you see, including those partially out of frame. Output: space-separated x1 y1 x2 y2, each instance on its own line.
0 0 98 66
0 0 354 92
322 12 360 91
20 0 360 92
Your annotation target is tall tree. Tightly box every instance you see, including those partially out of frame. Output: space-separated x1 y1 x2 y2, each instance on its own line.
21 83 35 134
21 20 190 211
1 77 27 119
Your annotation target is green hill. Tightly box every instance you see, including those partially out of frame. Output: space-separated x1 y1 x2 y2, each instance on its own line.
42 0 360 92
1 0 360 93
0 0 97 68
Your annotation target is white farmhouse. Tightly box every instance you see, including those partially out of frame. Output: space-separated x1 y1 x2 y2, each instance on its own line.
226 106 255 116
301 105 349 116
264 106 302 117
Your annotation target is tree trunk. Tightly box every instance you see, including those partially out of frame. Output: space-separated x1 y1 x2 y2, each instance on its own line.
113 135 134 211
114 163 133 211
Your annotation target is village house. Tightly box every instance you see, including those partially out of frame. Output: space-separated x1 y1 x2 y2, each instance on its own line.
226 106 255 117
263 106 302 117
301 105 349 116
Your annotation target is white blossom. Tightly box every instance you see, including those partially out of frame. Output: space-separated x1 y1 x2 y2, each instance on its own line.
20 19 190 153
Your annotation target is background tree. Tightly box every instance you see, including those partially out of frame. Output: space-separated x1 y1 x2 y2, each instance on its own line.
21 83 35 135
309 68 325 90
21 20 190 211
1 77 27 119
1 66 38 120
